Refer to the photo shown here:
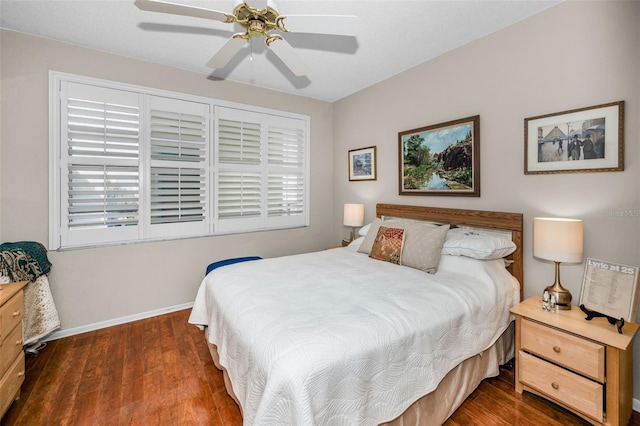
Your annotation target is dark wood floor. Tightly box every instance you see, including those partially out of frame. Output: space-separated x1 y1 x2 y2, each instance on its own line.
3 309 639 425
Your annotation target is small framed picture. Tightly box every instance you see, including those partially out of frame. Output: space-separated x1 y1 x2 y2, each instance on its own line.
579 258 639 323
524 101 624 174
348 146 377 181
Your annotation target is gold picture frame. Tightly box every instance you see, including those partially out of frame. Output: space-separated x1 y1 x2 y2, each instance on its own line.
525 101 624 174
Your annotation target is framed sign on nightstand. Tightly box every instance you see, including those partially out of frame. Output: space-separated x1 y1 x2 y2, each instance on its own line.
578 258 639 323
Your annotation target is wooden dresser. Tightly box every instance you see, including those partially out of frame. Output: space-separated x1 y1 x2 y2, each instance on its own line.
511 296 639 426
0 281 27 418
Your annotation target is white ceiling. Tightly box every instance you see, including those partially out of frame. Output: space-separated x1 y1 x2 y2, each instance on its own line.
0 0 561 102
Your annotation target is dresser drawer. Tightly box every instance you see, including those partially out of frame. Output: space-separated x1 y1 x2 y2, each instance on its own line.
0 325 22 374
520 351 603 422
0 291 24 340
0 323 23 374
521 318 604 382
0 351 25 417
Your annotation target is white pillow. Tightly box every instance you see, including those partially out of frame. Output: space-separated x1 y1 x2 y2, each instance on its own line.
346 236 365 251
442 228 516 260
358 223 371 237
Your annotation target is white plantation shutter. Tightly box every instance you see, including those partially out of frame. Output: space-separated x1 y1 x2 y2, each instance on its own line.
51 73 308 249
147 96 209 238
267 173 304 216
214 107 308 233
218 118 261 164
60 82 142 247
149 167 206 223
217 172 262 218
215 108 265 232
266 116 306 227
67 165 139 228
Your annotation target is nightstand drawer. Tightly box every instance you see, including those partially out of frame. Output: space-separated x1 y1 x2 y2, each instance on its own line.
0 291 24 340
521 318 604 382
520 351 603 422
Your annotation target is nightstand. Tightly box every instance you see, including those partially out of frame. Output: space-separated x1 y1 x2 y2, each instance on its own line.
326 240 351 250
511 296 639 426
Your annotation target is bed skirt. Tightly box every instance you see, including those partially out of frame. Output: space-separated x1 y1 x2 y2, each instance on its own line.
204 321 515 425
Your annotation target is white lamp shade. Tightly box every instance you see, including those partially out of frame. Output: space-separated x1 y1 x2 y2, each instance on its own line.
533 217 584 263
343 204 364 227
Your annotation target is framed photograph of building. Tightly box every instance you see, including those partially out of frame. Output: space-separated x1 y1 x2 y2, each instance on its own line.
399 115 480 196
348 146 376 181
524 101 624 174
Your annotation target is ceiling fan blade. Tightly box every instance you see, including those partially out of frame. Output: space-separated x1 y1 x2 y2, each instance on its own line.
206 36 248 69
277 15 359 36
134 0 233 22
266 36 310 77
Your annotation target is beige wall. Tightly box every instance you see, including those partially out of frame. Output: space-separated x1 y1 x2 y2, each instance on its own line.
0 30 335 330
2 0 640 405
333 1 640 400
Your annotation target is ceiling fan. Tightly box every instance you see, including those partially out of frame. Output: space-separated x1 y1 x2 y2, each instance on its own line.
134 0 358 76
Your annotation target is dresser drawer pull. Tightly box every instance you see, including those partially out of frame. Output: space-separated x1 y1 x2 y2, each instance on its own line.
15 339 23 346
551 382 559 390
552 346 561 353
12 310 21 317
17 371 25 377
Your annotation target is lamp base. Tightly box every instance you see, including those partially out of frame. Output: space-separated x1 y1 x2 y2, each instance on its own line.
545 284 572 310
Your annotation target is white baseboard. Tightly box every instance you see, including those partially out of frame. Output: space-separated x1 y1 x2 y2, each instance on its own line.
42 301 194 341
634 397 640 414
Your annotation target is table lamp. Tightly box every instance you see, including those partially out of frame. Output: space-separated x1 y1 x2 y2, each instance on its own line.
533 217 584 310
343 204 364 242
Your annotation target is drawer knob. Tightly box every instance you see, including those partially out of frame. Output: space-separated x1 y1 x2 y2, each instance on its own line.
551 382 559 390
17 371 25 377
12 310 21 317
15 339 22 345
552 346 561 353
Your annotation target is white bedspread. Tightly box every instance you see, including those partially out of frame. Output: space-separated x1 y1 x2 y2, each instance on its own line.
188 248 519 425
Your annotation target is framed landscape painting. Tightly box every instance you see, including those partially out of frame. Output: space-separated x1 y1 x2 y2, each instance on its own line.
399 115 480 196
524 101 624 174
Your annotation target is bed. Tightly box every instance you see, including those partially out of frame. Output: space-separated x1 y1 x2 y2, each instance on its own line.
188 203 524 425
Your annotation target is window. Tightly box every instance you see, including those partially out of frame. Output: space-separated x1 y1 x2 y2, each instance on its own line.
214 107 308 234
50 73 309 249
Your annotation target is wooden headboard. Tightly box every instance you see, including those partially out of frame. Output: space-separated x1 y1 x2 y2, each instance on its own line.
376 203 524 299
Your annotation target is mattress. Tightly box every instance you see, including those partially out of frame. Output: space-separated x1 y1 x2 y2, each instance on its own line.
188 246 520 425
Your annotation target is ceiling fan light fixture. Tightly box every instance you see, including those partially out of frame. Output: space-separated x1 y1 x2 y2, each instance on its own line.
248 19 266 37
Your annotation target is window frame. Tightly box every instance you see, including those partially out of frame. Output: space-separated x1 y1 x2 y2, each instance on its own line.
49 71 310 250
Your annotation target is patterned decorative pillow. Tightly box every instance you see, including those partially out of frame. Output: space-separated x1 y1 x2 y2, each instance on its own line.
369 226 405 265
